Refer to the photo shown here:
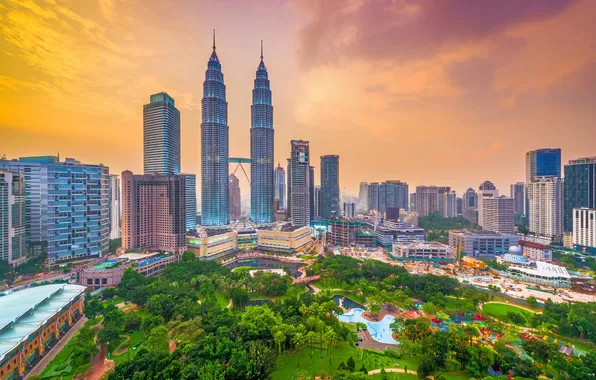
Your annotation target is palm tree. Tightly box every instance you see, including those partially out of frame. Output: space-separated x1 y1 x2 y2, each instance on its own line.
292 332 306 368
306 331 316 362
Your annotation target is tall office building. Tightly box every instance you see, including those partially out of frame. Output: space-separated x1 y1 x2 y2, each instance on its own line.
0 170 26 266
482 196 514 234
108 175 121 240
250 42 274 223
477 181 498 228
0 158 47 256
143 92 181 175
526 148 562 182
286 158 292 220
415 186 439 217
201 31 229 226
526 148 561 219
367 182 379 212
463 188 478 223
13 157 109 264
122 171 186 253
378 181 409 214
309 166 315 221
564 157 596 232
573 208 596 254
314 186 321 219
510 182 525 218
320 155 340 219
358 182 369 213
410 193 417 212
183 174 197 231
443 191 457 218
456 198 463 217
437 186 451 217
288 140 311 227
228 174 241 221
274 164 286 210
527 176 564 239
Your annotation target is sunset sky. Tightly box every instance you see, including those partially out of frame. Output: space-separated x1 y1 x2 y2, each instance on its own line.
1 0 595 199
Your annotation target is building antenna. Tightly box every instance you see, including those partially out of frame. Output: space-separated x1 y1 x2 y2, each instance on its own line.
260 40 263 61
212 29 216 51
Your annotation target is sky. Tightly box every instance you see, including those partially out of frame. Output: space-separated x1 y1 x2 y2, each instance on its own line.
1 0 596 200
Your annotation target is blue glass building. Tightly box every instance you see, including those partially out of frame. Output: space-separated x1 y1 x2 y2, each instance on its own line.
526 148 561 182
0 156 109 264
201 31 229 226
320 155 340 219
143 92 180 175
250 41 274 223
564 157 596 232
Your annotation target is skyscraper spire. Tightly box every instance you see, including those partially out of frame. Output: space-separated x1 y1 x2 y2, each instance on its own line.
202 31 228 225
250 38 274 223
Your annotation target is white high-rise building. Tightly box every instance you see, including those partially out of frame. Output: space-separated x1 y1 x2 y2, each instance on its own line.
357 182 369 213
109 175 121 240
482 196 514 234
572 208 596 254
527 177 564 239
477 181 498 228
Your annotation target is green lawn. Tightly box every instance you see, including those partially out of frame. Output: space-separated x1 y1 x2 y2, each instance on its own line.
445 297 477 313
271 342 419 380
482 302 534 319
102 298 125 307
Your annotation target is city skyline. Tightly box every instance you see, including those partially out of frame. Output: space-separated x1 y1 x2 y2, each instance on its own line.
2 1 596 197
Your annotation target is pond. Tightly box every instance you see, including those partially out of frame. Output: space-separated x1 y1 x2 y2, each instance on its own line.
224 257 304 277
338 308 399 345
332 295 364 310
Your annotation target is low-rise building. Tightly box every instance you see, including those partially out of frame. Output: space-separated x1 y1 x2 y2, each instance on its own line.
496 246 570 288
449 230 519 259
256 224 311 253
77 252 180 290
392 241 454 261
462 256 486 270
0 284 85 379
375 221 425 248
519 240 552 262
186 228 238 260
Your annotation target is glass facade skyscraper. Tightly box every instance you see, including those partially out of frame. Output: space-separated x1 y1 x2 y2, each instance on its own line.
526 148 562 182
143 92 180 175
182 173 197 231
201 32 229 226
250 42 274 223
320 155 340 219
0 170 26 266
564 157 596 232
1 156 109 264
274 164 286 210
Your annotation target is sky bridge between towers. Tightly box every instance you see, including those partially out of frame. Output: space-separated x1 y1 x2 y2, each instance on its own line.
229 157 251 184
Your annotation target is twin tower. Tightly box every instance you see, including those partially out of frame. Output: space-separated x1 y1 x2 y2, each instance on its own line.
201 31 274 225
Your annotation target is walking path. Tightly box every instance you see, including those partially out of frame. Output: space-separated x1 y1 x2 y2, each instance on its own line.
368 368 418 375
26 316 88 378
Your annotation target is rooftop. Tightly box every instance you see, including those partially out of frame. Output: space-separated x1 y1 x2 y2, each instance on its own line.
450 229 516 237
519 240 551 250
0 284 85 360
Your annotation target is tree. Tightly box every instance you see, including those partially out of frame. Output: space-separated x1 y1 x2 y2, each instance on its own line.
231 287 249 310
421 302 438 316
85 297 103 319
359 364 367 374
146 325 170 355
182 251 195 262
324 327 337 366
347 356 356 372
141 315 165 336
527 296 538 306
306 331 316 362
292 332 306 368
380 368 388 380
102 287 117 300
97 325 121 352
417 354 436 379
146 294 176 321
514 358 541 379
